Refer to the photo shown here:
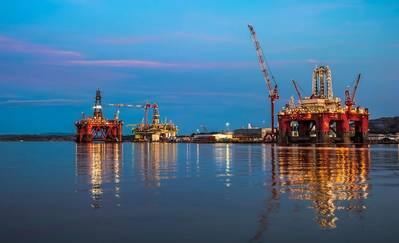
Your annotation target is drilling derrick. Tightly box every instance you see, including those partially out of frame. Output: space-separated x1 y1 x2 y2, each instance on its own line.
93 89 103 118
152 104 160 125
75 89 123 143
278 66 369 144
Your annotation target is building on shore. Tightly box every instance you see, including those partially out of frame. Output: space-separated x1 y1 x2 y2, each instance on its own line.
233 128 271 142
191 132 233 143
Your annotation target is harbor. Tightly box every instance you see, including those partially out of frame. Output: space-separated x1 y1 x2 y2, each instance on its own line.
73 25 373 145
1 1 399 243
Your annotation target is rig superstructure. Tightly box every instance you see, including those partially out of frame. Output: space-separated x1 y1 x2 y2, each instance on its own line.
129 103 178 142
278 65 369 144
75 90 123 143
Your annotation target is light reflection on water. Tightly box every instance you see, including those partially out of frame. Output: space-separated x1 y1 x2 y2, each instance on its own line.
276 146 370 228
65 141 399 243
74 143 374 230
75 143 123 208
2 142 398 243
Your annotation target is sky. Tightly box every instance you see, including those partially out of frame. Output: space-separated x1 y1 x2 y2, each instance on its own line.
0 0 398 134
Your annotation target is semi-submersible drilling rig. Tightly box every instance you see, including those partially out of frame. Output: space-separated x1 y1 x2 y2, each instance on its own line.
278 65 369 144
75 90 123 143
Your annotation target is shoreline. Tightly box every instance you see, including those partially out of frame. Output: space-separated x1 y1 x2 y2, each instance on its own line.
0 135 398 144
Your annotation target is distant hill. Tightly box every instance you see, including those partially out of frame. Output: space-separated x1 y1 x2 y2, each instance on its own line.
369 117 399 134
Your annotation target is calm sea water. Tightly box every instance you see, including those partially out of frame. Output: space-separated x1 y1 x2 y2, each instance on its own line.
0 142 398 243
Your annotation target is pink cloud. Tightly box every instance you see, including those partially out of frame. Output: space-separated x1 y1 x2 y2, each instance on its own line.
100 36 162 45
306 58 320 64
0 98 84 106
0 35 82 58
66 59 253 69
173 32 233 42
100 32 233 45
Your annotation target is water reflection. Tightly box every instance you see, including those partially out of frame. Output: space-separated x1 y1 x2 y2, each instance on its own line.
132 143 177 188
214 144 233 187
75 143 122 208
277 146 370 228
251 145 371 242
74 143 371 229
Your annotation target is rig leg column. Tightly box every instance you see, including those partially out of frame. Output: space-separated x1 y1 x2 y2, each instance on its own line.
360 115 369 143
339 116 351 144
316 115 330 144
278 117 290 145
118 123 123 142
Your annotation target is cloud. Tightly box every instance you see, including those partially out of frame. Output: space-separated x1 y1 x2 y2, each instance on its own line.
100 32 233 45
0 35 82 58
66 59 253 69
306 58 320 64
0 98 84 106
100 36 162 45
125 89 262 98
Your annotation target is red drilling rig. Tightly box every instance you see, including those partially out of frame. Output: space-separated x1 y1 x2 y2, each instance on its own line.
75 90 123 143
278 67 368 144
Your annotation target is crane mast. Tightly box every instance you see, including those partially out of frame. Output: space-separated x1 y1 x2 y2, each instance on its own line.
248 24 279 139
345 73 361 108
291 80 303 101
351 73 361 102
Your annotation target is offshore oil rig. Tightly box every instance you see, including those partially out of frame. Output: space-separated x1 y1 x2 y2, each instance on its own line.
278 66 369 144
248 24 369 144
75 90 123 142
75 90 177 143
129 103 178 142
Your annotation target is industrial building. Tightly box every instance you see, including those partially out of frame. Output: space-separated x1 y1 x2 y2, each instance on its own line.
233 128 271 142
278 66 369 144
191 132 233 143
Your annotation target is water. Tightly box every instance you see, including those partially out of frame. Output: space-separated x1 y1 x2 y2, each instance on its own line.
1 142 398 243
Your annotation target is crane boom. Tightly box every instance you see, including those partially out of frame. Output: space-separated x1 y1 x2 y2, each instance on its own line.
248 24 275 96
351 73 361 102
108 103 146 120
248 24 279 140
291 80 302 101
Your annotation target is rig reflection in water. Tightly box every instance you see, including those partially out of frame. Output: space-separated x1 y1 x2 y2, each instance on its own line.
75 143 122 208
251 145 371 243
74 143 371 230
277 146 370 228
132 143 178 188
75 143 178 208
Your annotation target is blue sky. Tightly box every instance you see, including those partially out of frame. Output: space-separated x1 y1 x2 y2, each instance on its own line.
0 0 398 134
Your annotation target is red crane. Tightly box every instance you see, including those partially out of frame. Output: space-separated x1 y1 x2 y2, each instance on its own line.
248 24 279 138
345 73 361 108
291 80 303 101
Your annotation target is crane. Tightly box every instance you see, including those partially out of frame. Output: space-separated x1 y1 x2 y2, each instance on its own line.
108 103 145 120
291 80 302 101
248 24 279 138
345 73 361 108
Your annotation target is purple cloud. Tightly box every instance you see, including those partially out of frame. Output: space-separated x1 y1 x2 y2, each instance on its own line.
100 32 233 45
100 35 163 45
0 98 84 106
0 35 82 58
66 59 253 69
306 58 320 64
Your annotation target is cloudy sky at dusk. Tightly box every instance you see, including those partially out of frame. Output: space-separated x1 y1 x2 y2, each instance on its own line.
0 0 398 134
